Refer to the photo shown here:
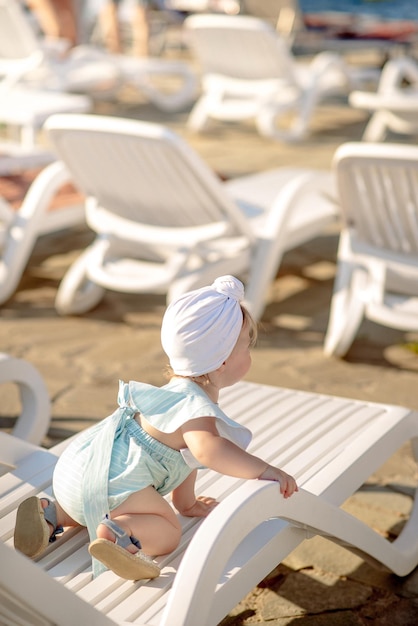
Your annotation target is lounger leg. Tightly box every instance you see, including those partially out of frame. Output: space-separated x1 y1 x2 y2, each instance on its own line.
324 231 369 357
324 263 367 357
55 246 105 315
128 63 198 112
187 94 214 132
362 111 390 141
256 95 308 142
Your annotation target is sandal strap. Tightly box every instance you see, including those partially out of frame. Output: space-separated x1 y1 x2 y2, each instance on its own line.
49 525 64 543
42 498 57 527
41 498 64 543
100 515 142 550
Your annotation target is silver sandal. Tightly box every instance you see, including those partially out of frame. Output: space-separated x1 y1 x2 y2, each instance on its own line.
88 515 160 581
14 496 63 558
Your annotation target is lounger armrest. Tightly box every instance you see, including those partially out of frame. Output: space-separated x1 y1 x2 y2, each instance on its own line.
261 170 337 236
162 476 418 626
0 354 50 445
17 160 76 221
0 160 79 305
244 170 337 320
161 481 304 626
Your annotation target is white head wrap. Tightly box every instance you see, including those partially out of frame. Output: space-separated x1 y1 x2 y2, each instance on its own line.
161 275 245 376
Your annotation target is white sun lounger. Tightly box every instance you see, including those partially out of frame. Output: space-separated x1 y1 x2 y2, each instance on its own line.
0 353 50 445
324 142 418 357
0 160 85 306
349 57 418 142
1 379 418 625
185 13 378 142
0 0 197 113
42 113 339 319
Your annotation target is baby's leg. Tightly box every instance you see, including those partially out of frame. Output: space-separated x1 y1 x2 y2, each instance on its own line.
97 486 181 557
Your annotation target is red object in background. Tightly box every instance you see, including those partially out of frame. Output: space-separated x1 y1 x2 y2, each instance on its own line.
304 12 418 42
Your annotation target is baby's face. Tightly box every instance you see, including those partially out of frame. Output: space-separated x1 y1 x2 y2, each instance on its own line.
221 322 252 386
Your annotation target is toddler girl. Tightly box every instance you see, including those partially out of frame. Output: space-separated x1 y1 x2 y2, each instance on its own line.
14 275 297 580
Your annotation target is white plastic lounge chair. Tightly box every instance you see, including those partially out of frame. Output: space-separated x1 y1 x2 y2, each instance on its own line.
324 142 418 358
43 112 339 319
0 0 197 112
1 379 418 625
184 13 378 142
0 1 93 174
0 160 85 305
0 0 119 96
349 56 418 141
0 142 57 177
0 353 50 445
0 84 92 162
0 2 92 173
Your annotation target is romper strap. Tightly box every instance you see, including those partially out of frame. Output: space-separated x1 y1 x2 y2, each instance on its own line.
82 380 136 577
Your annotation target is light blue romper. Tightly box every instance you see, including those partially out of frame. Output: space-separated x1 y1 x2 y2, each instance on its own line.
53 377 252 574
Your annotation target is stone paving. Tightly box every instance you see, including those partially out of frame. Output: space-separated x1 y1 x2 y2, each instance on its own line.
1 72 418 625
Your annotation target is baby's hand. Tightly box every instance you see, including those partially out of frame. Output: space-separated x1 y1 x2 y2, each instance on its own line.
258 466 298 499
178 496 218 517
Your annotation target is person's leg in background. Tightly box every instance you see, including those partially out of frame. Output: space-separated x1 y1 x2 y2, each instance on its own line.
27 0 78 45
99 0 123 53
99 0 150 56
52 0 78 44
132 1 150 57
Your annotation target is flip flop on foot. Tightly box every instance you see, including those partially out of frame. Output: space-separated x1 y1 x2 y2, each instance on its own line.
14 496 63 558
88 516 160 581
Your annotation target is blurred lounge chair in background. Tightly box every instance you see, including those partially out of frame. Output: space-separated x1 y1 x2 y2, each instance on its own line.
0 161 85 306
0 85 91 176
0 1 93 176
0 0 197 112
44 112 339 319
1 0 120 97
349 56 418 141
324 142 418 357
184 13 378 142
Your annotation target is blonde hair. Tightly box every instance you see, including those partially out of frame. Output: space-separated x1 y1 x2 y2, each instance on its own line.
242 304 258 348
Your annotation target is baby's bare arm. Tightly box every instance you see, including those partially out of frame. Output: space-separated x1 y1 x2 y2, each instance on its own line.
182 417 298 498
172 470 218 517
